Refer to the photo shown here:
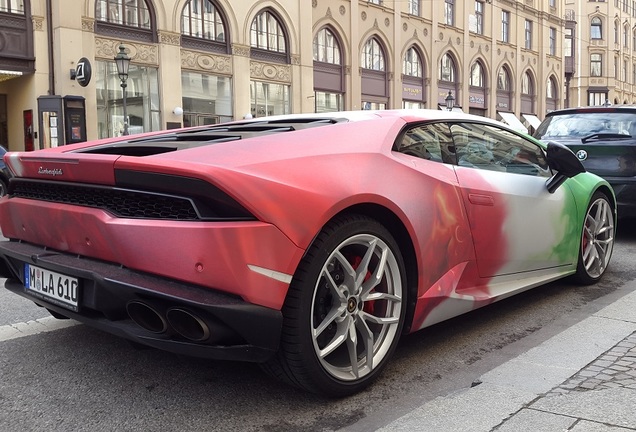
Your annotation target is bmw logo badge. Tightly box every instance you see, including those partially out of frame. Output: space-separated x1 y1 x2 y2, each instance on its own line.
576 149 588 161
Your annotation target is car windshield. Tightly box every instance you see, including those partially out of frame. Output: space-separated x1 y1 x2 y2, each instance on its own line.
535 112 636 139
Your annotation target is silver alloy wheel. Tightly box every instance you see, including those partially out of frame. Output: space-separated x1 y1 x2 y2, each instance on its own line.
311 233 403 381
582 197 615 279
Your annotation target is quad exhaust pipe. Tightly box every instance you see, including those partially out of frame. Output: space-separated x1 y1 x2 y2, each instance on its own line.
166 308 211 342
126 300 168 334
126 301 212 342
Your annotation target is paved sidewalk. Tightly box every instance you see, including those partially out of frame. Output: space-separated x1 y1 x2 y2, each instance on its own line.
378 287 636 431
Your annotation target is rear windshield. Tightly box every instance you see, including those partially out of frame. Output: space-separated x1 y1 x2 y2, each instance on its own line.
535 112 636 139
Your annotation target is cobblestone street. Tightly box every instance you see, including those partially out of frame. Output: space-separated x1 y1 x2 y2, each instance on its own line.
548 332 636 395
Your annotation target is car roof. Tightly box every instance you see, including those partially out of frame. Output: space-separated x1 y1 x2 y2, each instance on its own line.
545 105 636 117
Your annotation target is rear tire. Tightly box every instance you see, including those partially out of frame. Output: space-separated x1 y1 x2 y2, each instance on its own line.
573 192 615 285
262 214 407 397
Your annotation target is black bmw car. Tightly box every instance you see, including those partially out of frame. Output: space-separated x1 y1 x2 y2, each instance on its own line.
534 105 636 218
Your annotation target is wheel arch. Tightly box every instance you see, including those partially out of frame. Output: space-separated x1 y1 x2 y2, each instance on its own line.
325 203 419 334
594 184 616 211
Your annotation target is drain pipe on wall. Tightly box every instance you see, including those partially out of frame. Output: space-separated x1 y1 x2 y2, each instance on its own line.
46 0 55 95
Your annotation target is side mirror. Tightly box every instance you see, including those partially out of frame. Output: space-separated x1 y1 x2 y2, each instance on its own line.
545 141 586 193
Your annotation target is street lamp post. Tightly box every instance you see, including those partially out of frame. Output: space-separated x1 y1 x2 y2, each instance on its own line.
114 44 131 136
445 90 455 111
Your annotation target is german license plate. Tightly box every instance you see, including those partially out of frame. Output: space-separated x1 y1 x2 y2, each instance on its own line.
24 264 79 312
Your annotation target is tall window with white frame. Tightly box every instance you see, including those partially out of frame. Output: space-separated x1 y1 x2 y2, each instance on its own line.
614 57 618 79
524 19 532 49
408 0 419 16
475 1 484 35
590 53 603 77
614 20 619 44
564 28 573 58
549 27 556 56
591 17 602 40
625 24 630 48
444 0 454 26
502 10 510 43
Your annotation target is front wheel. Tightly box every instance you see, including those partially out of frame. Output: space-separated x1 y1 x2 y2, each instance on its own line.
263 214 407 397
573 192 615 285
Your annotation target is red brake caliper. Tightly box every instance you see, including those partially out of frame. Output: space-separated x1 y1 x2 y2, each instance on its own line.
350 255 375 314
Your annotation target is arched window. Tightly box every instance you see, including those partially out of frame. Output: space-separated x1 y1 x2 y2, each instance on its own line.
521 70 535 113
181 0 230 53
403 47 422 77
439 52 456 82
96 0 150 29
361 37 388 109
469 61 487 115
470 62 484 87
402 46 426 109
497 67 510 91
182 0 225 41
546 77 556 99
361 38 385 71
95 0 155 42
614 20 619 44
313 27 344 113
438 52 458 109
313 27 341 64
624 23 630 47
496 66 512 111
591 17 602 40
522 71 533 95
250 10 286 53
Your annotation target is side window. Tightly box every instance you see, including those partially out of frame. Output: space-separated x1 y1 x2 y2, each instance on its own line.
450 122 551 177
396 122 455 164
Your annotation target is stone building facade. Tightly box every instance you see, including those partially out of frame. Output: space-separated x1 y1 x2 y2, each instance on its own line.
0 0 620 151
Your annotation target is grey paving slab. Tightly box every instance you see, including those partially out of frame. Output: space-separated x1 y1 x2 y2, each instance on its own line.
479 316 636 394
593 289 636 323
377 384 534 432
570 420 635 431
378 289 636 432
530 387 636 429
494 408 575 432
